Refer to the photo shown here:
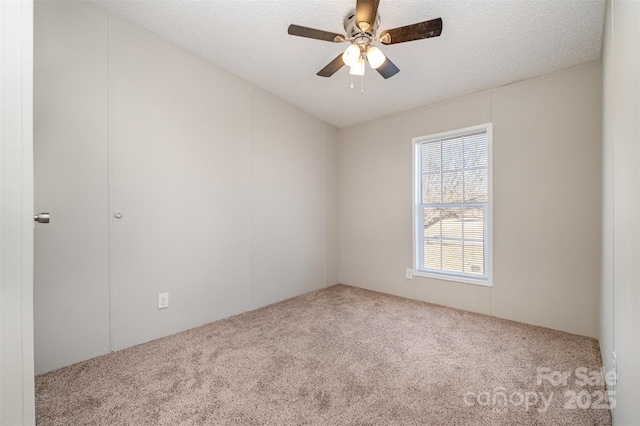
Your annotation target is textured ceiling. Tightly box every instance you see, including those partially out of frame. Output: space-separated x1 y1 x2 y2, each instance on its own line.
89 0 605 128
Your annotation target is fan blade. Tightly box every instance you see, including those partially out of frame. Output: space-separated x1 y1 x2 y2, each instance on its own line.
288 24 345 42
355 0 380 32
379 18 442 45
376 56 399 79
317 54 346 77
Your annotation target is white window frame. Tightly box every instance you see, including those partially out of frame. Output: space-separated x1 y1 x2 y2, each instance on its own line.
412 123 493 287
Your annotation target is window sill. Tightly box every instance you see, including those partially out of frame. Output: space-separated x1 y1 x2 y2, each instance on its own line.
413 270 493 287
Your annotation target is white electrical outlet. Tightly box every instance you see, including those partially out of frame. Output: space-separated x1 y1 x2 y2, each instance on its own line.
158 292 169 309
406 268 413 279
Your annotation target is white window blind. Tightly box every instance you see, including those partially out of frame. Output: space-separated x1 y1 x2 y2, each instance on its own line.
414 124 491 284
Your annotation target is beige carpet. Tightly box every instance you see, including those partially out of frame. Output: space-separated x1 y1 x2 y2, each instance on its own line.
36 284 612 425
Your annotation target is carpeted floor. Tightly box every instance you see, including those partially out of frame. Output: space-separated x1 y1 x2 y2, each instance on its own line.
35 284 612 425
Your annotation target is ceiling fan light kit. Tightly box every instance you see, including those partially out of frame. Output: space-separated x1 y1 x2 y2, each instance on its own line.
287 0 442 83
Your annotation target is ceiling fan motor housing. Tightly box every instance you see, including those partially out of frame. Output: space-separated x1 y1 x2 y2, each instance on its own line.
343 9 380 41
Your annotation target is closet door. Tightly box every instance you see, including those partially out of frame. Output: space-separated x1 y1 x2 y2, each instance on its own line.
33 1 110 374
108 19 253 351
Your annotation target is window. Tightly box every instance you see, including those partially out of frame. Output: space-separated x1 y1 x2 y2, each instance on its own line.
413 124 492 286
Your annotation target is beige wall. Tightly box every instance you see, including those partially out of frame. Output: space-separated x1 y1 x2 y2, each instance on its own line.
325 125 340 288
601 0 640 424
339 63 602 338
34 0 339 373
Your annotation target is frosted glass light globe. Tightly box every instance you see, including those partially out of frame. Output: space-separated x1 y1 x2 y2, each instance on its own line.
342 44 361 67
367 46 386 69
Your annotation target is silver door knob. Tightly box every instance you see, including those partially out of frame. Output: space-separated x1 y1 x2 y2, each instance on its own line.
34 213 50 224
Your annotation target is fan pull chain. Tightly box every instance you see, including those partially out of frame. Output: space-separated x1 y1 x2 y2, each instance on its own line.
349 75 365 93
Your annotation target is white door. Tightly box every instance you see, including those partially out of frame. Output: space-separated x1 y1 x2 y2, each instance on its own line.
33 1 111 374
0 0 36 423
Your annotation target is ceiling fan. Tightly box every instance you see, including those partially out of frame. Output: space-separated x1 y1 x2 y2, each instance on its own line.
287 0 442 79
